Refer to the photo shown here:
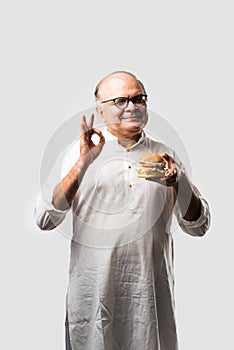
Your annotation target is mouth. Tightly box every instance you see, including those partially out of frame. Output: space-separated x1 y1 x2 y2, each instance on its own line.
120 115 142 121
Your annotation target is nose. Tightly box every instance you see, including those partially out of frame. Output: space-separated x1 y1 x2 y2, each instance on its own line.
125 100 136 111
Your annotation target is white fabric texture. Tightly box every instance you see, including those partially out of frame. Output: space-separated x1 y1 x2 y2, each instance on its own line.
35 130 210 350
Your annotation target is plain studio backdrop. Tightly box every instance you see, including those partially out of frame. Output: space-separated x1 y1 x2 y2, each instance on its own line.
1 0 233 349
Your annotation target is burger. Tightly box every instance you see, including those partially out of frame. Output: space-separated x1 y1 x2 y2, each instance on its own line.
136 153 168 178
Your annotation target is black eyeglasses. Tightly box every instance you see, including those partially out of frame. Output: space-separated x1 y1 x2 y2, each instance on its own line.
100 94 147 109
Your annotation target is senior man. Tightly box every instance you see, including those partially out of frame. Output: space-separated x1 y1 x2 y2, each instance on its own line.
35 71 210 350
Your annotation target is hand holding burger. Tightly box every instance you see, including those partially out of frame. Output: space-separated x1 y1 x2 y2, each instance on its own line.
137 152 179 186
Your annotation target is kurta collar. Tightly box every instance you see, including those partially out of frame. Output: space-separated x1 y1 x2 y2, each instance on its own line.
102 127 146 150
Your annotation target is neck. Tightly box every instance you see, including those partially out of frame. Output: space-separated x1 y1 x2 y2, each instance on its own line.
118 136 141 148
107 128 142 148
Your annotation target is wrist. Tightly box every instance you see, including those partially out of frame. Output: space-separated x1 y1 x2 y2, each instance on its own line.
72 158 91 180
174 172 201 221
173 169 186 194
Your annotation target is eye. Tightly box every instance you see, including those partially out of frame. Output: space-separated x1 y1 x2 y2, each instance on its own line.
115 97 128 108
133 95 147 105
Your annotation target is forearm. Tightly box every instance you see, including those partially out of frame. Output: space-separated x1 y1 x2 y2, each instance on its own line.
173 173 201 221
52 158 89 210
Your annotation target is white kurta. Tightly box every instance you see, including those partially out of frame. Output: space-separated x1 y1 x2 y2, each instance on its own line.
35 130 210 350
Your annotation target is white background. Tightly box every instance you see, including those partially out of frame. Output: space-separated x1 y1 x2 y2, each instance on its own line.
1 0 233 349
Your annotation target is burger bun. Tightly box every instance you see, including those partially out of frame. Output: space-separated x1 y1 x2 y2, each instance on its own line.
136 153 168 179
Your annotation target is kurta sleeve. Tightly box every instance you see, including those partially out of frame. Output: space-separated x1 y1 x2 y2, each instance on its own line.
34 185 70 231
174 184 211 237
35 139 80 231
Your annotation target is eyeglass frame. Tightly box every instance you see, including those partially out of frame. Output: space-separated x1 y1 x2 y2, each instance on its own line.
99 94 148 109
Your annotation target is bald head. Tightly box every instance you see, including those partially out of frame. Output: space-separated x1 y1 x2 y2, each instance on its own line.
94 71 146 101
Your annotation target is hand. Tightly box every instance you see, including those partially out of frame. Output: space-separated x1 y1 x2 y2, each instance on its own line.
79 114 105 164
147 152 179 187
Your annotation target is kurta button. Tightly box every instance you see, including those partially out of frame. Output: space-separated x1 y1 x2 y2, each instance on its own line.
127 149 130 152
129 184 132 188
128 165 131 169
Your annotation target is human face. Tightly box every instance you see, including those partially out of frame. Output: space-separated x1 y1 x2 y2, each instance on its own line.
96 74 148 140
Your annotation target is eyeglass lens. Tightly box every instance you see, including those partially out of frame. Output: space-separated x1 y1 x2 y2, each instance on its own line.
115 95 147 109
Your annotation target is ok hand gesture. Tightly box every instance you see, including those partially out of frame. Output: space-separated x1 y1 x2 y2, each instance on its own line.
79 114 105 164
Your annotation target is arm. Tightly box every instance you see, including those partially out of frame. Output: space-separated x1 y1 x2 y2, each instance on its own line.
52 158 89 211
146 152 210 236
158 152 202 220
35 114 105 229
163 153 210 236
174 183 210 236
173 172 201 221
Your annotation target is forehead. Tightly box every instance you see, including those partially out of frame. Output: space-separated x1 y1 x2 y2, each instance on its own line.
99 74 143 99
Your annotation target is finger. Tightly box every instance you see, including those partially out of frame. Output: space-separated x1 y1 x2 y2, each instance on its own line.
165 164 177 178
162 170 178 186
89 128 105 146
80 115 88 134
87 113 94 130
96 136 105 150
161 152 170 161
161 152 176 169
92 128 104 138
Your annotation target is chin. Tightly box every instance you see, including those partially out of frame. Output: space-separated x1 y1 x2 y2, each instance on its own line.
123 120 146 132
120 125 142 139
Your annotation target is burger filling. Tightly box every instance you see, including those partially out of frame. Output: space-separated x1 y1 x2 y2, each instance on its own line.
137 161 167 178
